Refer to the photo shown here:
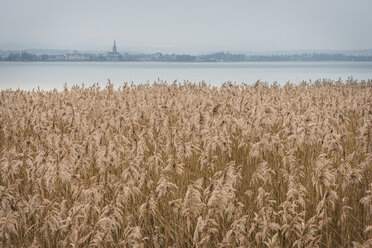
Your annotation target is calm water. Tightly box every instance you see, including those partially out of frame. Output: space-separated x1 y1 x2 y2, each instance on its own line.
0 61 371 90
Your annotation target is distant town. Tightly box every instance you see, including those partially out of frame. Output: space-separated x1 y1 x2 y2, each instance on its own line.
1 41 372 62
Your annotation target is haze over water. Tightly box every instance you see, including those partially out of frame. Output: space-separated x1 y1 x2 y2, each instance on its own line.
1 0 372 52
0 61 371 91
1 0 372 91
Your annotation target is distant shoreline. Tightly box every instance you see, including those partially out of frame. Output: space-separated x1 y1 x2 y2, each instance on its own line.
2 60 372 63
1 51 372 62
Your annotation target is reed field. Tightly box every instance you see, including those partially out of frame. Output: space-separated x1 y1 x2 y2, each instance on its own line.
1 79 372 248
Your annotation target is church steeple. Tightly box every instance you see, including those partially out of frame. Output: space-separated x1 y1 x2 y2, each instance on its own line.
113 40 117 53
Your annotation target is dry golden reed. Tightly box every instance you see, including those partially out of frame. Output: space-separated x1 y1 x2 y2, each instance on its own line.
0 79 371 247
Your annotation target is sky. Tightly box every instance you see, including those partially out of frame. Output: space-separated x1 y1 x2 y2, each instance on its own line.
0 0 371 53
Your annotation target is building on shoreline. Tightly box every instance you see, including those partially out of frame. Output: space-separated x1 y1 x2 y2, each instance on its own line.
108 40 119 55
1 41 372 62
107 40 121 61
113 40 117 54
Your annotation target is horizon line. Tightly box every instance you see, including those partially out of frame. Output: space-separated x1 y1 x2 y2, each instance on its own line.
1 47 372 54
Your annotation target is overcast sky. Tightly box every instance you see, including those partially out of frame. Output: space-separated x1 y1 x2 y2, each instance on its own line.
0 0 371 53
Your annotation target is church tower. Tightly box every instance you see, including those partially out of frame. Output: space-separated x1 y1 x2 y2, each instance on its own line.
113 40 118 54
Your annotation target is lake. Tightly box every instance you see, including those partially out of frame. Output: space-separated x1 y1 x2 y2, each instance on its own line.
0 61 371 90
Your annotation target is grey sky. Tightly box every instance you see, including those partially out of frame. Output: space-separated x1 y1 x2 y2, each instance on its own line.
0 0 371 53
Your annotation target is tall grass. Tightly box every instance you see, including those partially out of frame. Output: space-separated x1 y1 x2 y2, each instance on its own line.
0 79 371 247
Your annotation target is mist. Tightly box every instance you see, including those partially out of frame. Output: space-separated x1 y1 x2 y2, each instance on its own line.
0 0 371 53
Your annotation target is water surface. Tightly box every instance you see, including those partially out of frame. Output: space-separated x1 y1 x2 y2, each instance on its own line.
0 61 371 90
